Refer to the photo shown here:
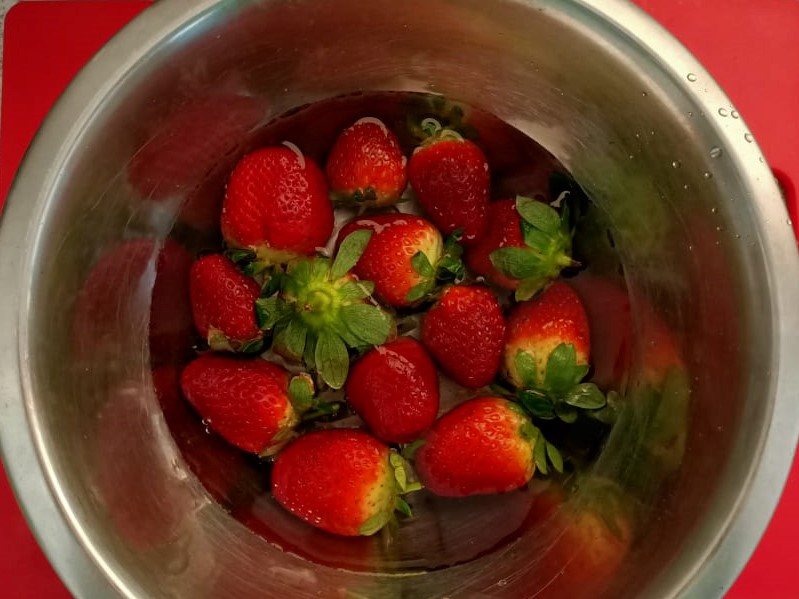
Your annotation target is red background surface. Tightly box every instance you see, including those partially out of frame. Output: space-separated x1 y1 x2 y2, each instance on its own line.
0 1 797 597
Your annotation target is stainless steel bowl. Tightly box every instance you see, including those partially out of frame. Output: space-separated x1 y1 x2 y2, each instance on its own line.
2 0 798 597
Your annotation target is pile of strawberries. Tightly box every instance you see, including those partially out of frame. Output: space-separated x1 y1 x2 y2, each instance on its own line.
179 116 614 538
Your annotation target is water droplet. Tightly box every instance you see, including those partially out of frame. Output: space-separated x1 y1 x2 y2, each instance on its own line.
688 244 694 251
628 154 635 160
734 234 741 239
758 156 765 163
710 146 723 159
687 111 694 118
642 91 648 97
635 132 641 139
744 132 753 143
683 184 690 190
788 219 793 226
711 207 718 214
687 73 697 82
650 130 656 136
731 109 739 119
718 108 729 117
671 160 681 168
704 172 713 179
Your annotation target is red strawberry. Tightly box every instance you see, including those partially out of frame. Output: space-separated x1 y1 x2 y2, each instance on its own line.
189 254 262 352
271 429 419 536
421 285 506 389
504 281 590 390
325 117 408 206
408 122 490 245
346 337 440 443
415 396 536 496
221 145 334 262
336 214 443 307
468 196 577 301
466 198 525 289
180 356 306 455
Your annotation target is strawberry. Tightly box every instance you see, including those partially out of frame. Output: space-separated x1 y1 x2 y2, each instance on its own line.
502 281 608 424
220 144 334 263
336 214 463 306
189 254 262 352
346 337 440 443
271 429 421 536
408 120 490 245
415 396 545 497
465 198 525 290
420 285 506 389
256 230 395 389
504 281 590 388
180 355 314 455
325 117 408 206
467 196 577 301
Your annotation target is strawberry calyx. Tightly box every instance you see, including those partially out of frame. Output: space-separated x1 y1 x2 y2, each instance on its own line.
255 230 395 390
510 344 608 424
490 196 579 301
207 327 264 354
510 402 565 477
415 117 467 150
358 451 423 536
405 229 466 303
286 372 341 421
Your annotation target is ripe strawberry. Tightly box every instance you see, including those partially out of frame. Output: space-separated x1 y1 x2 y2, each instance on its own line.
504 281 590 390
180 356 311 455
336 214 458 307
415 397 537 497
468 196 577 301
421 285 506 389
408 120 490 245
465 198 525 290
325 117 408 206
346 337 440 443
189 254 262 352
271 429 420 536
220 145 334 262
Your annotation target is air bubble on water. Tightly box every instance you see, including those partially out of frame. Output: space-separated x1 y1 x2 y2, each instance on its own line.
744 132 753 143
718 108 729 117
710 146 723 159
704 172 713 179
671 160 681 168
731 109 739 119
687 73 697 82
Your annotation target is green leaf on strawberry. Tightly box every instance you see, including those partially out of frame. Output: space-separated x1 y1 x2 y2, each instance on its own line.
314 329 350 390
341 304 393 346
563 382 607 410
489 195 579 301
544 344 590 395
404 230 466 304
287 374 315 413
331 229 373 279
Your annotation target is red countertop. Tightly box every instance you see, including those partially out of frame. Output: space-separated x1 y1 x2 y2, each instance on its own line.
1 1 797 597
